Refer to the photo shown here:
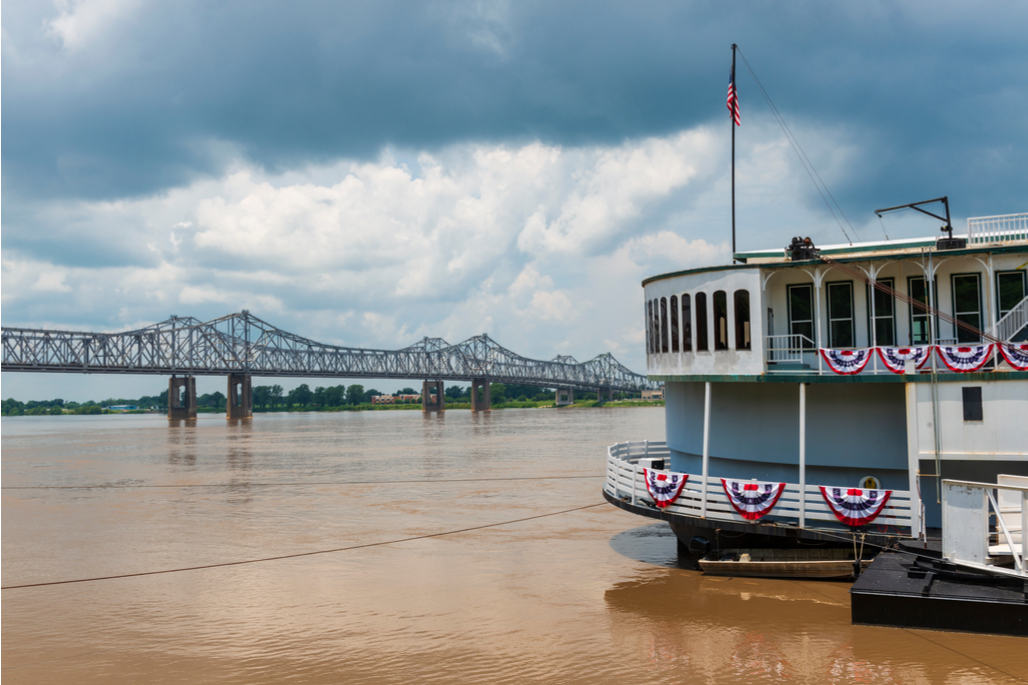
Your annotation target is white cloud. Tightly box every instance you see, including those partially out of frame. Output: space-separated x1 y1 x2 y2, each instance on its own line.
2 123 873 377
47 0 141 51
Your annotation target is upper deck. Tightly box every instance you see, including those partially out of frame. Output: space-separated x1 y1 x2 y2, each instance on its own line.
643 213 1028 382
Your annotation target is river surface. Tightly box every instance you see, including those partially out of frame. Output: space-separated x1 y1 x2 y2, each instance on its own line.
2 408 1025 684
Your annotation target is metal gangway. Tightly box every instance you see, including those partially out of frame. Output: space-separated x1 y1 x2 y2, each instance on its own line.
942 476 1027 578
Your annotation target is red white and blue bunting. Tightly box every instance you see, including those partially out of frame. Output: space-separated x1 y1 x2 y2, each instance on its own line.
820 486 892 527
876 346 931 374
721 479 786 521
936 344 994 373
643 468 688 508
998 342 1028 371
819 348 873 375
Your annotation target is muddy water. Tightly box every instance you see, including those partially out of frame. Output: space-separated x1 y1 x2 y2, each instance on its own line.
2 409 1024 684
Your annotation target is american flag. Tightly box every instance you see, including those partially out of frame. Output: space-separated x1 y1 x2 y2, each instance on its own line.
727 66 740 126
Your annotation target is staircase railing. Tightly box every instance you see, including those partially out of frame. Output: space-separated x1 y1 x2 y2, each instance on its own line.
991 294 1028 342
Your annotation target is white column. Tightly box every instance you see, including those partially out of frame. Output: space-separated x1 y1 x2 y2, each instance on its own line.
701 381 711 518
814 271 824 374
799 382 807 528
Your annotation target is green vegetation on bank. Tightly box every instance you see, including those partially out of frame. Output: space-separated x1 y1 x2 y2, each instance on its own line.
2 382 660 416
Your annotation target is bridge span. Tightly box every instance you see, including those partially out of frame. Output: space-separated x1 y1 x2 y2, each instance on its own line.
2 311 659 419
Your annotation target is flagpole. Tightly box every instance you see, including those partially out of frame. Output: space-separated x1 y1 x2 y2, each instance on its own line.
731 43 737 263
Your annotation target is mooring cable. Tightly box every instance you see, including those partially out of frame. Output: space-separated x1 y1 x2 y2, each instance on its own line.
4 473 604 487
1 502 609 590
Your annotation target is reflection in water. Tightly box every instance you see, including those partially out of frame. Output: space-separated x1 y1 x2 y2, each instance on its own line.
3 410 1026 684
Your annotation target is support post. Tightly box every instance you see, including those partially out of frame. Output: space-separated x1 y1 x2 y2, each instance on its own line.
799 382 807 528
227 374 252 419
471 379 491 412
701 381 711 518
168 376 197 420
422 380 445 413
556 388 574 406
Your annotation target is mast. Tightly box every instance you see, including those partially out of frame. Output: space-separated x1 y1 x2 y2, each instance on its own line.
731 43 737 263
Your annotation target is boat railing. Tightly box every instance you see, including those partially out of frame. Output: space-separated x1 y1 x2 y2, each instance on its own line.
942 477 1027 578
605 441 914 534
967 213 1028 245
765 334 816 365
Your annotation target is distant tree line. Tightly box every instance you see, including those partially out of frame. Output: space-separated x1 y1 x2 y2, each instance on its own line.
2 382 640 416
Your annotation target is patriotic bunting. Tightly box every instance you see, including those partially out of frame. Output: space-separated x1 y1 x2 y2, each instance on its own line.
643 468 688 508
820 487 892 526
820 348 873 375
721 479 786 521
876 346 931 374
998 342 1028 371
936 344 994 372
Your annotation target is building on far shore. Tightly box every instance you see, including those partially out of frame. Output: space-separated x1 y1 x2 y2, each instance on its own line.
641 389 665 401
105 405 139 412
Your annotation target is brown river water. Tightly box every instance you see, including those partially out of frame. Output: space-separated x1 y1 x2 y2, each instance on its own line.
2 408 1025 684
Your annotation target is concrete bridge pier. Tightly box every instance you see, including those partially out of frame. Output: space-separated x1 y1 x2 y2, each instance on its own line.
227 374 253 419
422 380 445 413
168 376 197 419
598 386 614 403
471 378 491 412
556 388 574 407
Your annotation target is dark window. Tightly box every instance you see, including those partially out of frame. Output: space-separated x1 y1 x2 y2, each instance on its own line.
734 290 751 350
660 297 669 353
866 278 896 347
695 292 709 351
681 295 692 352
908 276 938 345
962 387 983 422
952 274 982 343
670 296 680 353
713 291 728 350
997 271 1027 320
787 284 815 348
827 281 855 348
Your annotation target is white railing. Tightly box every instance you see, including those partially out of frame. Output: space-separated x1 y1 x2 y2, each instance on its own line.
605 440 914 533
967 213 1028 245
991 294 1028 342
942 477 1027 578
765 334 816 365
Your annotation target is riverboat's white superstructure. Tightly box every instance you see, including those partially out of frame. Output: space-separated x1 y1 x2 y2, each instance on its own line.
604 213 1028 553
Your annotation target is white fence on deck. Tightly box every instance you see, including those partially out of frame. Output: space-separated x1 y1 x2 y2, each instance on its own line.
605 440 914 533
967 213 1028 245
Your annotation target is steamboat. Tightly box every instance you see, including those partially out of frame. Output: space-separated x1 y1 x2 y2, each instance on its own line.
603 205 1028 560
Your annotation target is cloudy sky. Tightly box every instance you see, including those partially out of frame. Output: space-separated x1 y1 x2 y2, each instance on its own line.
3 0 1026 401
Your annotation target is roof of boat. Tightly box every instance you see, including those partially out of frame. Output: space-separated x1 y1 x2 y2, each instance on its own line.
642 235 1028 287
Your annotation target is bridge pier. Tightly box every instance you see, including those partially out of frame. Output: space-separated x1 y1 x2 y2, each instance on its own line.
471 379 491 412
556 388 574 407
168 376 197 419
227 374 252 419
422 380 445 413
598 386 614 403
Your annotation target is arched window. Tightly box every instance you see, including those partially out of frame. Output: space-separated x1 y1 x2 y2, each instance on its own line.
652 299 661 354
660 297 669 353
695 292 708 351
645 301 652 354
681 294 692 352
734 289 751 350
670 295 680 352
713 290 728 350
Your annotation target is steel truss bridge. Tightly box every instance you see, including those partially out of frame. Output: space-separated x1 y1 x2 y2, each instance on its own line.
1 311 658 393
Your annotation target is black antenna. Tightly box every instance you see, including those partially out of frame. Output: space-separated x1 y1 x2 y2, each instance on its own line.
875 196 964 249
